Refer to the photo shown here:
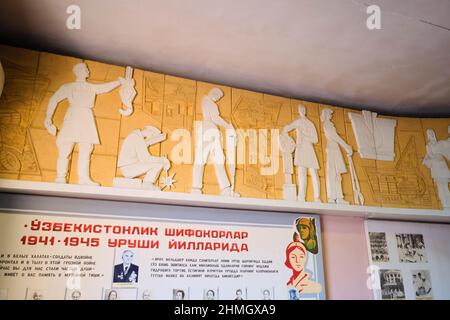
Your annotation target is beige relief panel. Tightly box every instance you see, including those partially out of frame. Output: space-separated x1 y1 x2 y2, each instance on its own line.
376 117 433 209
29 52 82 183
0 47 76 182
288 100 327 203
66 59 123 186
115 70 163 183
265 94 291 200
161 75 196 193
0 45 449 210
111 70 163 188
270 94 293 200
342 108 380 207
196 81 230 196
420 118 450 209
344 112 447 210
231 88 276 199
231 88 262 199
84 60 122 184
317 104 353 204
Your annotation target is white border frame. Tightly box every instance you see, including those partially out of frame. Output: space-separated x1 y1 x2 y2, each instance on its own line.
0 206 326 300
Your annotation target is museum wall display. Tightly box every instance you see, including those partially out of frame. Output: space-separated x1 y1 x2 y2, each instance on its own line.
0 44 449 213
0 199 326 300
365 220 450 300
0 35 448 300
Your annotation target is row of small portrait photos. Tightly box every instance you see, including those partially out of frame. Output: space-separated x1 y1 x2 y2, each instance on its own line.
0 287 293 300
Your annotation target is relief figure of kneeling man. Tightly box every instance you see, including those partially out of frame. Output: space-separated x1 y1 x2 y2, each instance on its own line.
117 126 170 190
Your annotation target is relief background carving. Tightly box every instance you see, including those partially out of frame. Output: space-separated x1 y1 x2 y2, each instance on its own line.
0 45 448 209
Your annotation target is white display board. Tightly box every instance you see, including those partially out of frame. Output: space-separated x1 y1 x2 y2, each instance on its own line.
365 219 450 300
0 205 325 300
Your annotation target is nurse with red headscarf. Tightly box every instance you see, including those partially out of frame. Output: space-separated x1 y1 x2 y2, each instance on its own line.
285 241 322 294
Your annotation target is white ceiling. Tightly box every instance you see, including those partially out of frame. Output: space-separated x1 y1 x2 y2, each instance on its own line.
0 0 449 116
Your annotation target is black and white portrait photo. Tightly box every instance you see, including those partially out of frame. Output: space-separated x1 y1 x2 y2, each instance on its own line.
396 234 427 263
65 289 82 300
379 269 405 300
141 289 151 300
203 288 218 300
113 249 139 284
234 288 246 300
173 289 187 300
105 289 118 300
26 288 45 300
412 270 433 300
261 288 274 300
103 288 138 300
369 232 389 263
